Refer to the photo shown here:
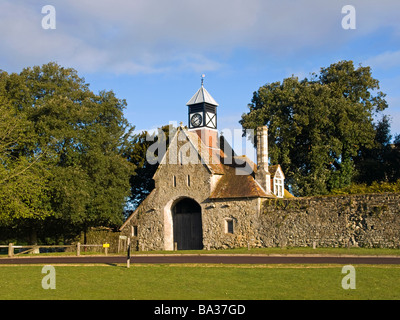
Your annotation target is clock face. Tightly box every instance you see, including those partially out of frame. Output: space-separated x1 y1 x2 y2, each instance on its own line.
190 113 202 127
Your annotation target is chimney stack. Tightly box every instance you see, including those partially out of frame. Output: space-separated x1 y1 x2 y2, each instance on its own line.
256 126 268 171
255 126 271 193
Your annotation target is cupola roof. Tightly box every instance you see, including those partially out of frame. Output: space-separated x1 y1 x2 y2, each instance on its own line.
186 85 219 106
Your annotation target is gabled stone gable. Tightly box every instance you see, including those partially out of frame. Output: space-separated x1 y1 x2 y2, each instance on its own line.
120 126 288 250
121 127 222 250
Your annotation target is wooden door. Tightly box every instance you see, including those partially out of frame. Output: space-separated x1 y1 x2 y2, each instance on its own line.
173 198 203 250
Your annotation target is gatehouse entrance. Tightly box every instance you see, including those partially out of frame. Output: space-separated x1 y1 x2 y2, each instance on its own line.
172 198 203 250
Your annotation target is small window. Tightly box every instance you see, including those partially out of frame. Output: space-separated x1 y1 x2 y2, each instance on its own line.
173 175 177 187
131 226 138 237
187 175 191 187
274 178 283 198
179 151 183 166
225 218 234 234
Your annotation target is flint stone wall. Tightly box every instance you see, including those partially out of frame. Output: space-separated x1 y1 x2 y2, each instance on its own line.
122 192 400 250
258 192 400 248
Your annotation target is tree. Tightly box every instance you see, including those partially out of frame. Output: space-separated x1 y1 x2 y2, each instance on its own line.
240 60 388 196
354 115 400 184
1 63 135 242
0 73 52 228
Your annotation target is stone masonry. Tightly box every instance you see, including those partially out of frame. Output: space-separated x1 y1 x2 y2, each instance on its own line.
258 192 400 249
121 190 400 250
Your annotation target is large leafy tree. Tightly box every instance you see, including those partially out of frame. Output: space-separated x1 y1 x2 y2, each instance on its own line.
240 60 388 196
0 82 52 227
0 62 135 242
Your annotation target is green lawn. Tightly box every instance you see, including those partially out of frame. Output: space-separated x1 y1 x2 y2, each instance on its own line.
0 264 399 300
130 247 400 256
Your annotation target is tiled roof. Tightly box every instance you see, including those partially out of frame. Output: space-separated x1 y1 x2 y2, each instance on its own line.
210 162 274 199
185 128 274 199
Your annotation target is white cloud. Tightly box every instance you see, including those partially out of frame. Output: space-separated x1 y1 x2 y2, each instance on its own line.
1 0 400 75
384 96 400 136
364 51 400 70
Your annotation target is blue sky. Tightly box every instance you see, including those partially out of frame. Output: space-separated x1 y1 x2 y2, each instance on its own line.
1 0 400 149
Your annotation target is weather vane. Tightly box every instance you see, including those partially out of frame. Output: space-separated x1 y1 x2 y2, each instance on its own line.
201 74 205 86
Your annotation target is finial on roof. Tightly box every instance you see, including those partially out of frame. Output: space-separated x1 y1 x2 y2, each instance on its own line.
201 74 205 87
186 78 219 106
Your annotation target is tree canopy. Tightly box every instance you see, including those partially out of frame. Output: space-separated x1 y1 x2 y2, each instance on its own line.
0 62 135 242
240 60 394 196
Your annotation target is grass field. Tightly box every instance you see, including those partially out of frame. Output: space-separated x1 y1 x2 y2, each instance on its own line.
0 263 399 300
129 247 400 256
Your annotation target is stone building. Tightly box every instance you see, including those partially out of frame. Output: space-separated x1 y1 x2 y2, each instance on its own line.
120 84 291 250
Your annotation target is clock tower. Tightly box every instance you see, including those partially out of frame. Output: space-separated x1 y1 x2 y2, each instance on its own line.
186 78 219 148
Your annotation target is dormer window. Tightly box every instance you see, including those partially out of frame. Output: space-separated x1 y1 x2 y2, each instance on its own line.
274 178 283 198
270 165 285 198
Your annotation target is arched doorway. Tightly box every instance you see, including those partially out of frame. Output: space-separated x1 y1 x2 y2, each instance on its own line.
172 198 203 250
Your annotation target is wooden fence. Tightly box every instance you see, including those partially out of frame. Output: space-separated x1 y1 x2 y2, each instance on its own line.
0 243 112 257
